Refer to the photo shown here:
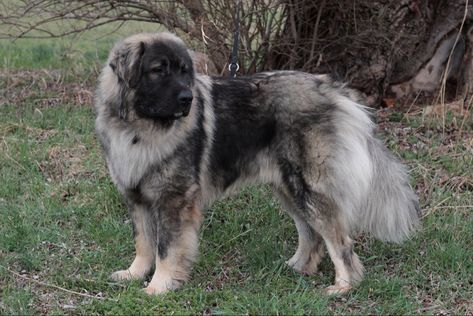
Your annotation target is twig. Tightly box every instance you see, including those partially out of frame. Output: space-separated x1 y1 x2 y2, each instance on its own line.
421 196 452 218
3 266 116 301
404 89 422 123
459 93 473 136
438 0 470 134
308 0 325 64
4 152 28 172
434 205 473 209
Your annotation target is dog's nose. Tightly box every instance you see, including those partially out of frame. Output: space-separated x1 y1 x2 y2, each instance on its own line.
177 90 193 106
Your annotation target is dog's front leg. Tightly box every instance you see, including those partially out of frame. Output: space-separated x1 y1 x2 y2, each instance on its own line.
144 201 202 295
111 204 155 281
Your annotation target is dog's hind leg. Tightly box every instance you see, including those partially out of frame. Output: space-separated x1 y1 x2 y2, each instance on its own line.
275 189 324 275
111 204 156 281
304 192 364 294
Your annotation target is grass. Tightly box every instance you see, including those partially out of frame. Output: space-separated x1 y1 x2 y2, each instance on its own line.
1 23 473 315
1 19 161 70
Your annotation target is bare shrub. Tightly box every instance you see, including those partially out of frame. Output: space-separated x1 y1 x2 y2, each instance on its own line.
1 0 472 105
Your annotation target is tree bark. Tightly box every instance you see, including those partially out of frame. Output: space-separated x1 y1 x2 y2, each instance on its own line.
270 0 473 105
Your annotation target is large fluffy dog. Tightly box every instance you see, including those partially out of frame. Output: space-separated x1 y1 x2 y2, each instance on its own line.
95 32 420 295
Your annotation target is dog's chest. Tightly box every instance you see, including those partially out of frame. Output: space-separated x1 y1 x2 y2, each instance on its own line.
105 133 156 191
104 127 180 191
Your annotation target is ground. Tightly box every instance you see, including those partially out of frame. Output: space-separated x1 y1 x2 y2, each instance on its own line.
0 26 472 315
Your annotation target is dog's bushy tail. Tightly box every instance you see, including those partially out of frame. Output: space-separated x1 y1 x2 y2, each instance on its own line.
360 139 421 243
330 93 420 243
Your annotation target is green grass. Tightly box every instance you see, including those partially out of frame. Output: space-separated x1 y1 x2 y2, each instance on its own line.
1 24 473 314
1 20 161 70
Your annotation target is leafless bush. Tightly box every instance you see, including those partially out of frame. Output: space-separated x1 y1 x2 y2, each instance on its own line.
0 0 288 75
1 0 472 105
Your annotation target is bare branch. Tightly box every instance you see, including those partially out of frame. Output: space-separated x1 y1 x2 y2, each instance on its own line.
1 0 471 103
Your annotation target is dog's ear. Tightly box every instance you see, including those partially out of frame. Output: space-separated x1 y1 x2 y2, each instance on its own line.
108 41 145 120
109 41 145 89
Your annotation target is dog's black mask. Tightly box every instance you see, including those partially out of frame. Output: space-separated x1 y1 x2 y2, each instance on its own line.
112 40 195 121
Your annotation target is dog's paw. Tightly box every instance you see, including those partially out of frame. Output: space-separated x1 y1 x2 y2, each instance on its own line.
299 265 319 275
143 284 169 295
287 261 318 275
324 284 352 295
285 254 300 268
143 275 181 295
286 254 319 275
286 253 307 270
111 269 139 281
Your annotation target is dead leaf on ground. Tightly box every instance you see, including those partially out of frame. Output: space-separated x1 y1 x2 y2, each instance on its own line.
383 98 396 108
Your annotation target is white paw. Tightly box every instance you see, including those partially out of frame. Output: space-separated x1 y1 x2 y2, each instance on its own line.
286 254 318 275
285 254 299 267
286 252 306 269
143 277 178 295
111 270 138 281
143 284 169 295
324 284 352 295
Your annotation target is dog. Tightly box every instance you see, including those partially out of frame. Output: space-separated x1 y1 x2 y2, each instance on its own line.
94 32 420 295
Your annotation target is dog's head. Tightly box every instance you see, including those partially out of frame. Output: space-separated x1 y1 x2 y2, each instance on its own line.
108 33 195 121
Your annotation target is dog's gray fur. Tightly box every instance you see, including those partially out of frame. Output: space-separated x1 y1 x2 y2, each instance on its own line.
94 32 420 294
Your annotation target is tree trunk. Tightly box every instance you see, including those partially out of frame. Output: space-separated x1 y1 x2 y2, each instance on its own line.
270 0 473 105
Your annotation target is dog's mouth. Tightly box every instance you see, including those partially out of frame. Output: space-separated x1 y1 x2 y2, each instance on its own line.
173 111 185 118
172 108 190 119
135 106 190 122
154 110 189 122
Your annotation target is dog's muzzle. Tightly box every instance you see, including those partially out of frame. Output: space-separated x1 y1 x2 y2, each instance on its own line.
175 90 193 118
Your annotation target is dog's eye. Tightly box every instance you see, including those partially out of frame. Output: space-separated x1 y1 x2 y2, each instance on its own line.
181 65 189 74
150 66 164 74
